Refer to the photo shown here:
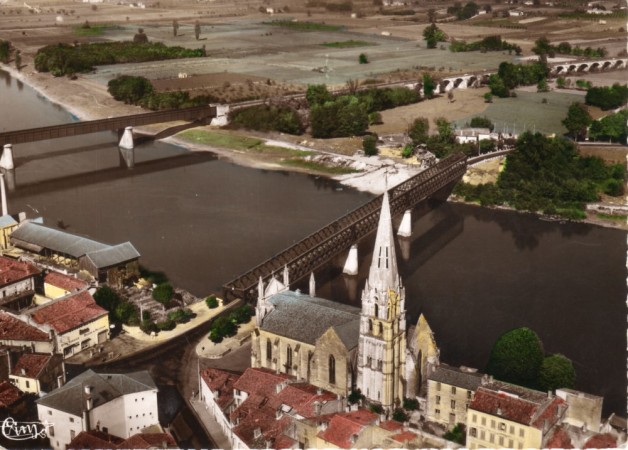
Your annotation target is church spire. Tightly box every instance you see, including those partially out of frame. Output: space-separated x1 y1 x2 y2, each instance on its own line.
368 189 399 292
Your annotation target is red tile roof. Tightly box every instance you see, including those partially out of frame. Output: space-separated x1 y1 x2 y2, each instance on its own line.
318 410 379 449
200 368 240 410
11 353 51 379
583 433 617 449
0 380 24 408
392 430 419 444
546 426 574 449
380 420 404 432
232 367 291 398
68 430 177 449
0 256 39 286
31 291 107 333
44 271 89 293
118 433 178 449
67 430 121 449
470 387 559 428
0 311 49 341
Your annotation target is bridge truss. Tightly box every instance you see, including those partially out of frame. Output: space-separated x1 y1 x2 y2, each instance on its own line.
222 152 468 303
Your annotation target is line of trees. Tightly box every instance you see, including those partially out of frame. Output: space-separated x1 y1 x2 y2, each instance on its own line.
449 35 521 54
35 41 205 77
229 104 305 135
585 84 628 110
533 36 607 60
488 61 547 98
454 131 625 218
589 109 628 143
447 1 479 20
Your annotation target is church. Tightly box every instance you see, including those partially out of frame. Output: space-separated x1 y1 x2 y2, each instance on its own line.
251 190 440 410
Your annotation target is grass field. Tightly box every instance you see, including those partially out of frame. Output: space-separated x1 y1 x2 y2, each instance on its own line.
453 90 584 136
321 40 374 48
74 24 121 36
263 20 343 32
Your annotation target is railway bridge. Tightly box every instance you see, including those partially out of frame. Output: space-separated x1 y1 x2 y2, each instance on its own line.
0 105 217 169
222 152 468 303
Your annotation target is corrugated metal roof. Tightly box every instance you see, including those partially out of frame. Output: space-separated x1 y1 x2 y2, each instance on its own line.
11 222 107 258
261 291 360 346
84 242 140 269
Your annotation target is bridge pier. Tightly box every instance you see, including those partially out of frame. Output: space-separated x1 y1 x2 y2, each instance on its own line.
1 144 14 170
0 173 7 216
343 244 359 276
397 209 412 237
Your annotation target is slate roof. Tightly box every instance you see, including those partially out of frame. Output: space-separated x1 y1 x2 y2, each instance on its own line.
0 215 17 228
11 353 51 379
0 380 24 408
262 291 360 346
84 242 140 269
428 364 484 391
0 310 49 342
30 291 107 334
0 256 40 286
36 369 157 416
44 271 89 292
11 222 108 258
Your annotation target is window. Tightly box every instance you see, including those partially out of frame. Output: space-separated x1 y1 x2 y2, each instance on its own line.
70 430 75 440
367 356 372 367
267 340 272 361
48 426 54 437
489 433 494 444
491 419 496 428
518 443 523 449
499 436 504 446
498 422 506 431
378 323 383 335
102 427 108 434
328 355 336 384
377 360 382 370
481 417 486 426
368 320 372 332
69 418 74 423
436 382 441 391
25 380 30 389
467 390 472 399
48 410 52 416
79 327 89 335
435 409 440 416
509 426 514 434
480 430 485 440
472 414 477 423
509 439 514 448
374 304 379 318
286 346 292 372
451 386 456 395
519 428 524 438
470 428 477 437
436 395 441 405
451 400 456 409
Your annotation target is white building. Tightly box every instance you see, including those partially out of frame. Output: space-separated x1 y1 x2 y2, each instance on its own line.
454 128 494 144
36 369 159 450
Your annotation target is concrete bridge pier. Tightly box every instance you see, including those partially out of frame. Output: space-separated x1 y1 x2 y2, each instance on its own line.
2 169 16 192
0 144 15 170
119 126 134 150
343 244 359 275
397 209 412 237
0 173 7 216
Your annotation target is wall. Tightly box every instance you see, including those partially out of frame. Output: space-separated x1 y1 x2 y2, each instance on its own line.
43 283 71 300
466 410 541 449
253 329 315 381
56 314 109 358
37 405 84 450
201 378 235 448
426 379 474 428
313 328 353 397
10 374 40 394
1 277 34 299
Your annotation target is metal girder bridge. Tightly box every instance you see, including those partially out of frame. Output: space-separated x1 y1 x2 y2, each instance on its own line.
222 152 468 303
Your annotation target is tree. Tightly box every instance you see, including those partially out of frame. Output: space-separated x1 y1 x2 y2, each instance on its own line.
306 84 332 106
206 295 219 308
435 117 453 143
152 283 174 304
363 134 378 156
94 285 121 311
486 327 544 389
408 117 429 145
14 50 21 71
114 301 137 324
447 91 454 103
358 53 369 64
133 28 149 43
422 73 436 98
537 78 549 93
539 354 576 391
469 116 494 131
209 316 236 343
194 21 201 40
0 40 11 64
423 23 446 48
172 19 179 37
532 36 553 64
562 102 592 141
392 408 408 422
483 92 493 103
444 424 466 445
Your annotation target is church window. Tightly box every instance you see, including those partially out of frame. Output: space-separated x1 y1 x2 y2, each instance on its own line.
377 360 382 370
369 320 373 332
374 304 379 318
266 340 272 361
329 355 336 384
378 323 383 335
367 356 372 367
286 346 292 372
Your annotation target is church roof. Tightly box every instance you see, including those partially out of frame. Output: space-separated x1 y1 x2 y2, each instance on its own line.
262 291 360 347
428 364 484 391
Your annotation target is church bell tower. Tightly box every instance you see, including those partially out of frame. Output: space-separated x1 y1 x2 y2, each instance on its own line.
357 189 407 410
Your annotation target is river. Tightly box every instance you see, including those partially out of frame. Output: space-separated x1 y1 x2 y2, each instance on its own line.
1 69 625 417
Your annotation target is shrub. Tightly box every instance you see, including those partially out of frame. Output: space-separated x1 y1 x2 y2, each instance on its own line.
140 319 158 335
369 403 383 414
168 308 195 323
392 408 408 422
113 301 137 324
368 111 383 125
483 92 493 103
209 315 236 343
363 135 378 156
152 283 174 304
93 285 121 311
108 75 154 104
229 305 253 324
403 398 419 410
348 389 364 404
444 424 466 445
538 354 576 391
469 116 494 131
409 117 429 145
401 144 414 158
358 53 368 64
156 319 176 331
585 84 628 110
206 295 219 309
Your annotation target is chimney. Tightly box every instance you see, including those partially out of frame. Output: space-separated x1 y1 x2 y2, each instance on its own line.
314 401 321 416
547 390 553 398
20 368 26 376
309 272 316 297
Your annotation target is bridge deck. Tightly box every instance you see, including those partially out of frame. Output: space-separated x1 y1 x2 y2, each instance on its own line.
0 105 217 146
222 152 467 302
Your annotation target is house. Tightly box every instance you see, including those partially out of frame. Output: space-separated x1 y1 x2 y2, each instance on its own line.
509 9 525 16
9 353 64 395
0 310 54 354
44 271 90 299
67 429 178 449
454 128 493 144
426 364 484 428
0 255 41 312
200 367 342 449
10 222 140 287
466 380 566 449
36 369 159 450
0 380 27 417
29 290 109 358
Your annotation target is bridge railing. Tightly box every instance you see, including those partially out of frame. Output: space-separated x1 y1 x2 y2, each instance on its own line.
222 152 467 302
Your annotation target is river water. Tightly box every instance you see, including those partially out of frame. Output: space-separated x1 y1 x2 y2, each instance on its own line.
1 69 625 417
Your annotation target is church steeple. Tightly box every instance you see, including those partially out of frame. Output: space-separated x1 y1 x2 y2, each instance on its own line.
368 189 400 292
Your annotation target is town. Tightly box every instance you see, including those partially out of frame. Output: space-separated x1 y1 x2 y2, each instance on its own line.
0 0 626 448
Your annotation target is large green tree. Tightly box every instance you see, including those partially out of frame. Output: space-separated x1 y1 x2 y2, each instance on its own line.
562 102 592 141
409 117 429 145
486 327 544 388
538 354 576 391
423 23 446 49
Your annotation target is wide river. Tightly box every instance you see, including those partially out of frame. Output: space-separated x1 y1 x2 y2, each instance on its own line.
1 69 625 417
